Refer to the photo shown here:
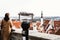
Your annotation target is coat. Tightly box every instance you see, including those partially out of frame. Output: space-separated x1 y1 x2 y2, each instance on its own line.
1 19 12 40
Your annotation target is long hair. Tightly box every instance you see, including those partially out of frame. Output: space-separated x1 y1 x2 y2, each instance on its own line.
4 13 10 22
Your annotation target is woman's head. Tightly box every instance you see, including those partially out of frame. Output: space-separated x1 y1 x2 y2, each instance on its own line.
4 13 10 21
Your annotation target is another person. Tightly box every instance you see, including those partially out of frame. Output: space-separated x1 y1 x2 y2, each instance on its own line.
1 13 12 40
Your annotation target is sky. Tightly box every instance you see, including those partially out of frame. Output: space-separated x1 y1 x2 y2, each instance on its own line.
0 0 60 17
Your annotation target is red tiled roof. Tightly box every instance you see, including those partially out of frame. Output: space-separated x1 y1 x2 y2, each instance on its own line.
12 21 21 28
54 21 60 30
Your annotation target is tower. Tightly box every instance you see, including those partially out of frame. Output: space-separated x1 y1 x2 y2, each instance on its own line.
41 11 43 26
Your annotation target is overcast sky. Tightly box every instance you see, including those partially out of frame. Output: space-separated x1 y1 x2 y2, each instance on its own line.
0 0 60 17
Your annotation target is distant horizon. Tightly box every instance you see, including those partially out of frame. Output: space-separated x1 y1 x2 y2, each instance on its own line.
0 16 60 19
0 16 60 17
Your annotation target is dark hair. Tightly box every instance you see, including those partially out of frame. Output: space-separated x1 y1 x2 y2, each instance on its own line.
4 13 10 21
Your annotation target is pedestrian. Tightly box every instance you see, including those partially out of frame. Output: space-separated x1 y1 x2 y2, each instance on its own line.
1 13 12 40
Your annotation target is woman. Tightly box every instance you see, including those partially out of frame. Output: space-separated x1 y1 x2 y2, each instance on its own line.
1 13 12 40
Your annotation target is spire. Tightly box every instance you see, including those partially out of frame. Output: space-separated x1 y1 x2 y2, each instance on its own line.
41 11 43 18
41 11 43 26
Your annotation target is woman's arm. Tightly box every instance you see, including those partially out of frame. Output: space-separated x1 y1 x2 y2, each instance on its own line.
1 20 3 29
10 21 13 28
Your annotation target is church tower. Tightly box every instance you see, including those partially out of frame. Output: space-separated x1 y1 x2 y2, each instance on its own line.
41 11 43 26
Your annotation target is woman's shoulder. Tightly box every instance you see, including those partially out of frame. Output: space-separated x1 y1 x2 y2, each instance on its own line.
8 20 12 23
